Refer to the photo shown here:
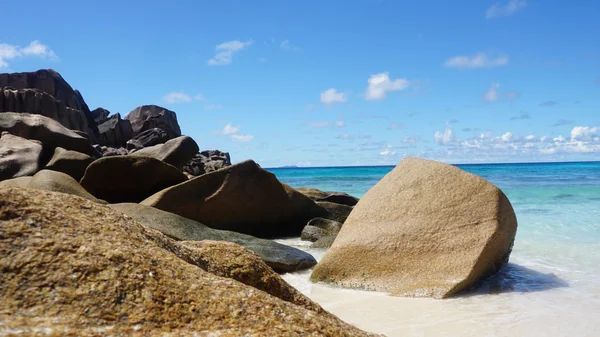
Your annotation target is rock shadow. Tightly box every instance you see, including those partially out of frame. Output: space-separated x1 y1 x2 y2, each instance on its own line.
459 263 569 297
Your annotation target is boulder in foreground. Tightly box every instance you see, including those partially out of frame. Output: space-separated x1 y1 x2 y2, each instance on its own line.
311 157 518 299
0 187 376 336
142 160 327 238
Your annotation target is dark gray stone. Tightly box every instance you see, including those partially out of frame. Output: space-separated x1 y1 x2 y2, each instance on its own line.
301 217 343 242
109 203 317 272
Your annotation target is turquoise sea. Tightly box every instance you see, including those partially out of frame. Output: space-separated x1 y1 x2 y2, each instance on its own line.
268 161 600 337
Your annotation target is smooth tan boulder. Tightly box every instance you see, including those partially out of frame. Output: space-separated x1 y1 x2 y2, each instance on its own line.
0 187 376 336
44 147 93 181
311 157 518 299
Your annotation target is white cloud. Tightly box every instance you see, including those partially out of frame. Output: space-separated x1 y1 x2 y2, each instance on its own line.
231 134 254 142
444 52 509 69
365 72 410 100
338 133 354 140
222 124 240 135
434 123 455 145
486 0 527 19
380 148 397 157
501 132 513 142
388 123 404 130
483 83 501 102
163 92 192 104
571 126 600 141
163 92 206 104
0 40 57 68
335 120 345 127
208 39 253 66
320 88 347 104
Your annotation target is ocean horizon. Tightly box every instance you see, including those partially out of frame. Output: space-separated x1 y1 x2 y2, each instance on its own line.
270 160 600 336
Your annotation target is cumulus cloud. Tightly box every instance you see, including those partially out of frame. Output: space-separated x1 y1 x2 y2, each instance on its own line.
483 82 501 102
222 124 240 135
486 0 527 19
208 39 253 66
571 126 600 141
365 72 410 100
444 52 509 69
334 120 345 127
0 40 57 68
434 123 455 145
320 88 347 104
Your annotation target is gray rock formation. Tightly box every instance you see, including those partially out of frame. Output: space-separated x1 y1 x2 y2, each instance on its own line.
0 132 43 180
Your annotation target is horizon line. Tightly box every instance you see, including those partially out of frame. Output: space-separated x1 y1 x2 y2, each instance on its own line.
261 159 600 170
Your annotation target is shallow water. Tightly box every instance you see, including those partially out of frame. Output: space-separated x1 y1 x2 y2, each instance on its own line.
269 162 600 336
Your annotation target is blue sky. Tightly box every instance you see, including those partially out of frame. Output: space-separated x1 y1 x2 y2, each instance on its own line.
2 0 599 166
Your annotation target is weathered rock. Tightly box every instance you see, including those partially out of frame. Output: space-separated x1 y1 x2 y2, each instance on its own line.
100 146 128 157
142 160 328 238
126 138 144 152
311 157 518 299
97 113 133 148
0 187 376 336
44 147 93 181
90 107 110 124
311 236 337 249
301 217 343 242
296 187 359 206
0 132 43 180
317 201 353 223
0 69 98 139
128 127 170 148
80 156 188 203
0 112 99 157
0 169 101 203
184 149 231 176
125 105 181 139
131 136 198 170
109 203 317 272
181 240 321 309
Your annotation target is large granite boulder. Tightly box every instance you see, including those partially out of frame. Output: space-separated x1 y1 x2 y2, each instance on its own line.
0 88 98 140
0 69 98 139
311 157 518 299
0 112 99 157
0 187 375 336
142 160 328 238
109 203 317 272
44 147 93 181
125 105 181 139
0 169 101 203
183 149 231 176
97 113 133 148
0 132 43 180
131 136 198 170
80 156 188 203
296 187 359 206
301 217 343 242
